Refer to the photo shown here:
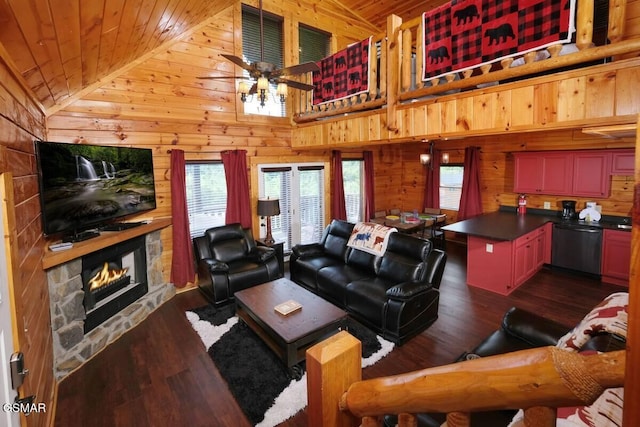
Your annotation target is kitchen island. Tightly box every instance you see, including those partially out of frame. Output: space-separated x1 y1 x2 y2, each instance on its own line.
443 209 632 294
443 211 555 295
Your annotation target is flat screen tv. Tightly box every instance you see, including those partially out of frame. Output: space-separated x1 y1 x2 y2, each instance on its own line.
35 140 157 241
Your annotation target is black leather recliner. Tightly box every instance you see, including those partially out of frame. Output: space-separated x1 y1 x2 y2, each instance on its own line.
193 223 280 305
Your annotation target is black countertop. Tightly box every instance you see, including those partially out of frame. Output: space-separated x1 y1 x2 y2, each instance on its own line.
442 207 631 241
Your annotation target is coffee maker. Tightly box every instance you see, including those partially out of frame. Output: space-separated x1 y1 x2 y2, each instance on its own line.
561 200 577 220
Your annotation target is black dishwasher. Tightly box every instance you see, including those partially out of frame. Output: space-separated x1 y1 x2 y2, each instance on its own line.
551 223 602 275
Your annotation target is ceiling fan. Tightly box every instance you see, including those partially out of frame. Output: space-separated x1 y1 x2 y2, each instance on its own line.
197 0 320 106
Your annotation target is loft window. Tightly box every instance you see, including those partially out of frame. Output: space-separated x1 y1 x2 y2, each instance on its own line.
242 4 284 117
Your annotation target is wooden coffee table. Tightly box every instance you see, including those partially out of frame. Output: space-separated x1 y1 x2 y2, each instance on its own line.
234 278 347 378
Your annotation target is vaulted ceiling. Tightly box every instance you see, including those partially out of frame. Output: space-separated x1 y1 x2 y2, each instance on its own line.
0 0 447 115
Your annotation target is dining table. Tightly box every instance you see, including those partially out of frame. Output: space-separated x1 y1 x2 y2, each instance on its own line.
370 214 434 234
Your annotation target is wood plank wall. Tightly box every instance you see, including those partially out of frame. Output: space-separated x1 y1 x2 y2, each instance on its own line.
0 57 53 426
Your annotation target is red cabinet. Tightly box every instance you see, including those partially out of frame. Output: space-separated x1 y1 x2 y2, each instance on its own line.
467 225 548 296
601 229 631 287
514 150 614 197
611 149 635 175
514 152 573 195
572 151 611 197
513 227 546 286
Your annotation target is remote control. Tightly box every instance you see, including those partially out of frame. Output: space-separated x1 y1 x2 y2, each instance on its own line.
49 242 73 251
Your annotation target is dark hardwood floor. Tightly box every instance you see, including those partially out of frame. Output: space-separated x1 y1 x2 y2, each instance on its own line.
54 242 625 426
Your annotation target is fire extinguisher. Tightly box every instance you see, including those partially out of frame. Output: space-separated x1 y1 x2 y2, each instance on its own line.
518 194 527 215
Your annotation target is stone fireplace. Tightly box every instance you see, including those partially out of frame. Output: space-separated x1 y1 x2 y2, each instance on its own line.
47 229 175 379
81 236 148 333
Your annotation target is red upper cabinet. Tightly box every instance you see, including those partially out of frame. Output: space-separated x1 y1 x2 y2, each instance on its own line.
572 151 611 197
515 150 617 197
514 152 573 195
611 149 635 175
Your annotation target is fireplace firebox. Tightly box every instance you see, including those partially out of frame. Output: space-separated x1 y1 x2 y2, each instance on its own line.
81 236 148 333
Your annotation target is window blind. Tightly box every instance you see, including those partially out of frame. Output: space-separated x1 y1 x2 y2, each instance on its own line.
299 25 330 63
185 162 227 237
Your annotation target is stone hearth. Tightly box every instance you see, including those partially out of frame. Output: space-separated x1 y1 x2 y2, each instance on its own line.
47 230 175 379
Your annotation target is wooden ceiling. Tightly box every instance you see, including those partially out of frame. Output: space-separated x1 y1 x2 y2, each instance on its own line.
0 0 446 115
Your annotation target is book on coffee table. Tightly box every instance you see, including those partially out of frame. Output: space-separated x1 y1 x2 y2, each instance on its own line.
274 299 302 316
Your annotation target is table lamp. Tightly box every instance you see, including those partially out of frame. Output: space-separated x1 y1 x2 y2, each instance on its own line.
257 198 280 245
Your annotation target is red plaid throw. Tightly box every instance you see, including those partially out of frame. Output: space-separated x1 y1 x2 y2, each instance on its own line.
423 0 575 81
313 36 372 105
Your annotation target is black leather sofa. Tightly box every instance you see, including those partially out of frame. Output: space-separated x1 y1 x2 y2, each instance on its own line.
289 219 447 345
193 223 281 305
384 306 627 427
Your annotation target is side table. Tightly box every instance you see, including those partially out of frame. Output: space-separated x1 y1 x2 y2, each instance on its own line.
256 239 285 278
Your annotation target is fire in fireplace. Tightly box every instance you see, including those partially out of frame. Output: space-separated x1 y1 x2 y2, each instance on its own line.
81 236 148 333
87 262 130 302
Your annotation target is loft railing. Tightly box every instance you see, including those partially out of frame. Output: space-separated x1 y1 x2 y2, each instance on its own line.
293 31 387 122
306 331 626 427
293 0 639 124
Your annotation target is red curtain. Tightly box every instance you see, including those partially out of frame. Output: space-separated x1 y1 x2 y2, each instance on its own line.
363 151 375 221
423 149 441 210
458 146 483 220
170 149 195 288
222 150 252 228
331 150 347 220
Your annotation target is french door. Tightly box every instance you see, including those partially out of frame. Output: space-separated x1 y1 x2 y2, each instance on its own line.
259 163 325 252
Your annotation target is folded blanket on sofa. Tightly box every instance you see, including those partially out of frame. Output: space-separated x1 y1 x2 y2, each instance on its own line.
347 222 397 256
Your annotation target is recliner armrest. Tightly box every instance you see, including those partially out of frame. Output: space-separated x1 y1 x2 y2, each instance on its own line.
250 246 276 263
501 307 570 347
201 258 229 273
386 282 432 301
292 243 325 259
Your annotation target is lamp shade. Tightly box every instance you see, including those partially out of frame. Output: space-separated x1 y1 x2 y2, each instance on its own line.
257 198 280 217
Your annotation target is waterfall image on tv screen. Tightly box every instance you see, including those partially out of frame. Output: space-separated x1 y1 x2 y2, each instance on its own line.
36 141 157 236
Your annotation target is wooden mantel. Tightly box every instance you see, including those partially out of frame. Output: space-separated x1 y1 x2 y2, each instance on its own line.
42 217 172 270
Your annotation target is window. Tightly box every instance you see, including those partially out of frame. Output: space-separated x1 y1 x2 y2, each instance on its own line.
440 165 464 210
342 160 364 223
185 162 227 237
299 25 330 63
242 5 284 117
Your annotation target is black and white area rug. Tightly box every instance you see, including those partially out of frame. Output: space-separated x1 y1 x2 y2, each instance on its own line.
186 304 394 427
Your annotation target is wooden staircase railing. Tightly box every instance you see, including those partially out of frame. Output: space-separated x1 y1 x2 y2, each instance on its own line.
306 331 626 427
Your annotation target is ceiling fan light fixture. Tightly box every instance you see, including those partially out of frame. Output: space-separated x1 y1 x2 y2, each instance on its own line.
276 82 287 102
237 81 250 102
257 76 269 91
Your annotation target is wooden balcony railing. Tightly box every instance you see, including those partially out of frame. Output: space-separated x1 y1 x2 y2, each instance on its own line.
293 0 638 125
292 31 387 122
306 331 625 427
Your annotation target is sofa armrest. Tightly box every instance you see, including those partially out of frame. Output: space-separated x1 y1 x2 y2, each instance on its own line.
292 243 325 259
386 282 432 301
201 258 229 273
501 307 570 347
250 246 276 263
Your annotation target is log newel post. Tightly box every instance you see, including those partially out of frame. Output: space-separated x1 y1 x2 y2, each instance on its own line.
306 331 361 427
